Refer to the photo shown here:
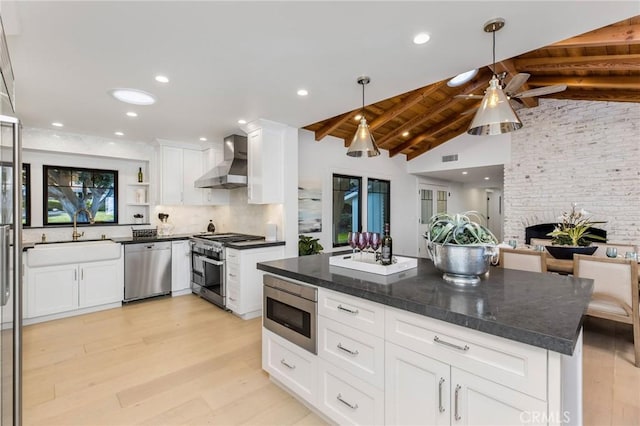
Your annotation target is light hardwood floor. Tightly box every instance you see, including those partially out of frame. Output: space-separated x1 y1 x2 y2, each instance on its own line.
22 295 639 425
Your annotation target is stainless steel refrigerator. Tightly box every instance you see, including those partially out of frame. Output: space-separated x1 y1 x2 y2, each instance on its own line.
0 14 22 426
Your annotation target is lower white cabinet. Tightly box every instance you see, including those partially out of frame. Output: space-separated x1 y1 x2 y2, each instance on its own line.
26 259 123 319
226 246 285 319
171 240 191 294
385 342 547 425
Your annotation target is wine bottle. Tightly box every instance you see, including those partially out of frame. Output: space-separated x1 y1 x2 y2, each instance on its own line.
381 223 393 265
137 167 143 183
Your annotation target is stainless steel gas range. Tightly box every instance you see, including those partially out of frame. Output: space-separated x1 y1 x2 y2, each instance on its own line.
190 233 264 309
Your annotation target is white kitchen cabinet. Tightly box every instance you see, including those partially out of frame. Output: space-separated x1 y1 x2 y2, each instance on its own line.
245 121 285 204
159 145 205 205
171 240 192 295
26 259 122 319
202 146 230 205
263 328 318 406
226 245 285 319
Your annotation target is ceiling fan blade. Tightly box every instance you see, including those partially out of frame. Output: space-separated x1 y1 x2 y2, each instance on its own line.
455 94 484 100
513 84 567 98
509 98 526 111
504 73 530 95
460 106 479 116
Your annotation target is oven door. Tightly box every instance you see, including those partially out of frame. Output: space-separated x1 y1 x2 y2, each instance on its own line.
191 253 225 306
263 285 317 354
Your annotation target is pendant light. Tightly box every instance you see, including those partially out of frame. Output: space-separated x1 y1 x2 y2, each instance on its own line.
347 76 380 157
467 18 523 136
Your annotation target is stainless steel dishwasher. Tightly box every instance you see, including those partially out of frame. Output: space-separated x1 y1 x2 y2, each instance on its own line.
124 241 172 301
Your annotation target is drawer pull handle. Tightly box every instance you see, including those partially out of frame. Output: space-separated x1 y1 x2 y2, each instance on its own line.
229 297 236 301
337 304 359 315
454 385 461 421
229 273 237 278
280 359 296 370
438 378 445 413
336 393 358 410
337 342 359 356
434 336 469 352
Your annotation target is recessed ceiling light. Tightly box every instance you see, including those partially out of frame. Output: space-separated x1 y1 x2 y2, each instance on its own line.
447 69 479 87
402 131 410 137
462 171 468 175
297 89 308 96
237 119 247 125
51 122 63 127
354 114 362 121
126 111 138 118
199 137 207 141
109 88 156 105
413 33 431 45
155 75 169 83
114 131 124 136
484 177 490 180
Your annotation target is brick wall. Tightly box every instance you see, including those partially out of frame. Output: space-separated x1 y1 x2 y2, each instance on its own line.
503 99 640 245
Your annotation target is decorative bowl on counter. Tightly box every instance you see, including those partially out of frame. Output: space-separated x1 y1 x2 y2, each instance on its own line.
545 245 597 260
427 242 498 286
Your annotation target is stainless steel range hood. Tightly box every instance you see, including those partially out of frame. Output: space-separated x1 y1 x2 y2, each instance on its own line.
195 134 247 189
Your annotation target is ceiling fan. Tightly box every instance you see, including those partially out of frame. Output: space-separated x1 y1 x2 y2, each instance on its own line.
457 72 567 114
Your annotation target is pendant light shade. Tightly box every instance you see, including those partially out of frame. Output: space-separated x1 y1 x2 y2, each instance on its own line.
467 18 523 136
467 76 522 135
347 76 380 157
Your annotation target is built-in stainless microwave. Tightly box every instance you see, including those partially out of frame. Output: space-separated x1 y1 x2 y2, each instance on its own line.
263 275 317 354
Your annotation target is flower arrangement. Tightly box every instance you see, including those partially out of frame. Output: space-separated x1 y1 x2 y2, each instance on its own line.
547 204 605 247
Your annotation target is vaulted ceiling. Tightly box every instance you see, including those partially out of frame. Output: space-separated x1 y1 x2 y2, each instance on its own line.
303 16 640 161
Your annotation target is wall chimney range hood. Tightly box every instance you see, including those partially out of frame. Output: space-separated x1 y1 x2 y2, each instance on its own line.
194 134 248 189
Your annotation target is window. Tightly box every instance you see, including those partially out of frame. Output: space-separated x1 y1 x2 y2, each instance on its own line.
367 178 390 234
0 162 30 226
332 174 361 247
44 165 118 225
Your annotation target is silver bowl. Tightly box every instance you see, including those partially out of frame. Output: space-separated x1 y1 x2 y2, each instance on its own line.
426 242 498 287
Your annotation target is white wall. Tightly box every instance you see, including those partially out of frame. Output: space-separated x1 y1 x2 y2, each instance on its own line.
504 99 640 245
298 129 418 256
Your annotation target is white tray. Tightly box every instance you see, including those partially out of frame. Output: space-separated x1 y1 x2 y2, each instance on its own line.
329 252 418 276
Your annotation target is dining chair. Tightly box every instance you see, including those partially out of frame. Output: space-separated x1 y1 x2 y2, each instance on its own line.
573 254 639 367
592 242 638 258
499 248 547 273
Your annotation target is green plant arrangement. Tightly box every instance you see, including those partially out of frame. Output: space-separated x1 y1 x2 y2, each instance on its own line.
425 211 498 245
298 235 324 256
547 204 606 246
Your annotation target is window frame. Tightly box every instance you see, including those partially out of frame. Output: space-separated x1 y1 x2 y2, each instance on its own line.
366 177 390 235
332 173 362 247
43 165 118 226
22 163 30 227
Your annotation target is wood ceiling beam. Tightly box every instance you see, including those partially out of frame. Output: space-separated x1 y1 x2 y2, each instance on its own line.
527 76 640 90
376 78 488 147
542 89 640 103
515 54 640 72
496 60 538 108
389 113 470 158
367 81 447 131
548 23 640 48
407 128 468 161
313 110 357 141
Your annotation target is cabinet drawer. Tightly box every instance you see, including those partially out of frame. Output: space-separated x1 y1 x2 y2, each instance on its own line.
385 307 548 401
226 263 241 281
262 329 317 405
318 358 384 426
318 288 384 337
226 249 240 265
318 316 384 389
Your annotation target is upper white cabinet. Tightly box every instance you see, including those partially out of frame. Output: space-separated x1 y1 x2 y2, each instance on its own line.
201 146 230 205
243 120 285 204
159 145 204 205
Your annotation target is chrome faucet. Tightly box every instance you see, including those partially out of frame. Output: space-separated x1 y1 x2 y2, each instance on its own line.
72 208 95 241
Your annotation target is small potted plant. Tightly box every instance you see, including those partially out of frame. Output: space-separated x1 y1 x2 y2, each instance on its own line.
424 211 498 286
298 235 323 256
545 204 605 259
133 213 144 224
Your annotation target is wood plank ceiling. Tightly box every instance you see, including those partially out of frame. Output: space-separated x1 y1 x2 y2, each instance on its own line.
303 16 640 161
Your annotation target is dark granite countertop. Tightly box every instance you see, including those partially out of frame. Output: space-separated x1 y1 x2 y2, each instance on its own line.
226 240 286 250
257 253 594 355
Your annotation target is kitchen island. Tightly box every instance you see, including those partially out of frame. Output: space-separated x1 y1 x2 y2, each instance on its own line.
257 253 593 425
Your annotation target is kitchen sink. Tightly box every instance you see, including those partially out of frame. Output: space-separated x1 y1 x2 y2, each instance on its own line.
27 240 121 267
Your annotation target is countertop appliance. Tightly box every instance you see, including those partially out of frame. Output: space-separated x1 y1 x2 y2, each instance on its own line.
124 241 172 301
263 274 317 354
190 233 264 308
